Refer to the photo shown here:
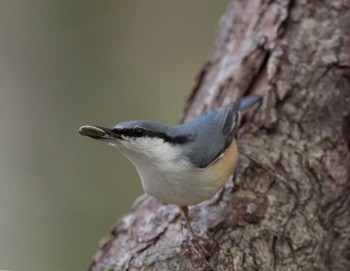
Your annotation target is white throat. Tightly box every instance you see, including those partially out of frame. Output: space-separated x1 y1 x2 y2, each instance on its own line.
111 137 210 206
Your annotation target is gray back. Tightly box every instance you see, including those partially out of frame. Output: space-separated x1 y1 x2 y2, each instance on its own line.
176 101 240 168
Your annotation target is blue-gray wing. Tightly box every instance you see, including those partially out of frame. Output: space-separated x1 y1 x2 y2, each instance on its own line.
178 101 240 168
176 95 261 168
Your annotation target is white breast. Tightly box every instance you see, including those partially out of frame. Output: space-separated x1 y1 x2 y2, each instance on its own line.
114 137 223 206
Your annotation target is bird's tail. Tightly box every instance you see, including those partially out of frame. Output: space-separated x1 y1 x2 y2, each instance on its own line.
239 95 262 112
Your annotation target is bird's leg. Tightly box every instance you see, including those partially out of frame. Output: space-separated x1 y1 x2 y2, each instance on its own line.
179 206 210 258
179 206 197 237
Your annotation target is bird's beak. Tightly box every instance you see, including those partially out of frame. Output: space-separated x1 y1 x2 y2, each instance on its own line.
79 125 122 141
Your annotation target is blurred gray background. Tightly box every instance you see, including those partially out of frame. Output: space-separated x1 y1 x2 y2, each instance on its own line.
0 1 228 270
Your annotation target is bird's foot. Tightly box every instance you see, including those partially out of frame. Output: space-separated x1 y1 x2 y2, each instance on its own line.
190 234 211 259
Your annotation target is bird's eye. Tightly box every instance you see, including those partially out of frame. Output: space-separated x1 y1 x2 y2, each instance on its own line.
133 127 144 137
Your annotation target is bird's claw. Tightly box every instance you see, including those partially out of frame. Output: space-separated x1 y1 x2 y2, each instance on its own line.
190 234 211 258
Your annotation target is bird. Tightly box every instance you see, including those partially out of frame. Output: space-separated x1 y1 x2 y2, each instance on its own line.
79 95 262 256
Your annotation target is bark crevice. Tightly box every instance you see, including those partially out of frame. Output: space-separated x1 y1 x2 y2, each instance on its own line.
89 1 350 270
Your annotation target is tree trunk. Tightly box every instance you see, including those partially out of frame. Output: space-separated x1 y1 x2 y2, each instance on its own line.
89 1 350 270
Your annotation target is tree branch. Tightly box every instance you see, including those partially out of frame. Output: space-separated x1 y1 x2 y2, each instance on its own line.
89 1 350 270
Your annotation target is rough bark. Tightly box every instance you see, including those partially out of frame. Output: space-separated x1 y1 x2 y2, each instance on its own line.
89 0 350 270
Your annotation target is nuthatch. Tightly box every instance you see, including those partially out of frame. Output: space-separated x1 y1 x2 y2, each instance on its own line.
79 95 261 255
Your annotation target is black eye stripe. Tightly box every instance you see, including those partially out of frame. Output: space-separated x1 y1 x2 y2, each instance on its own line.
133 128 144 136
113 128 145 138
113 128 193 144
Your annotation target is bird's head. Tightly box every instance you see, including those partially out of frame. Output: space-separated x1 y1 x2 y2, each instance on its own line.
79 121 193 163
